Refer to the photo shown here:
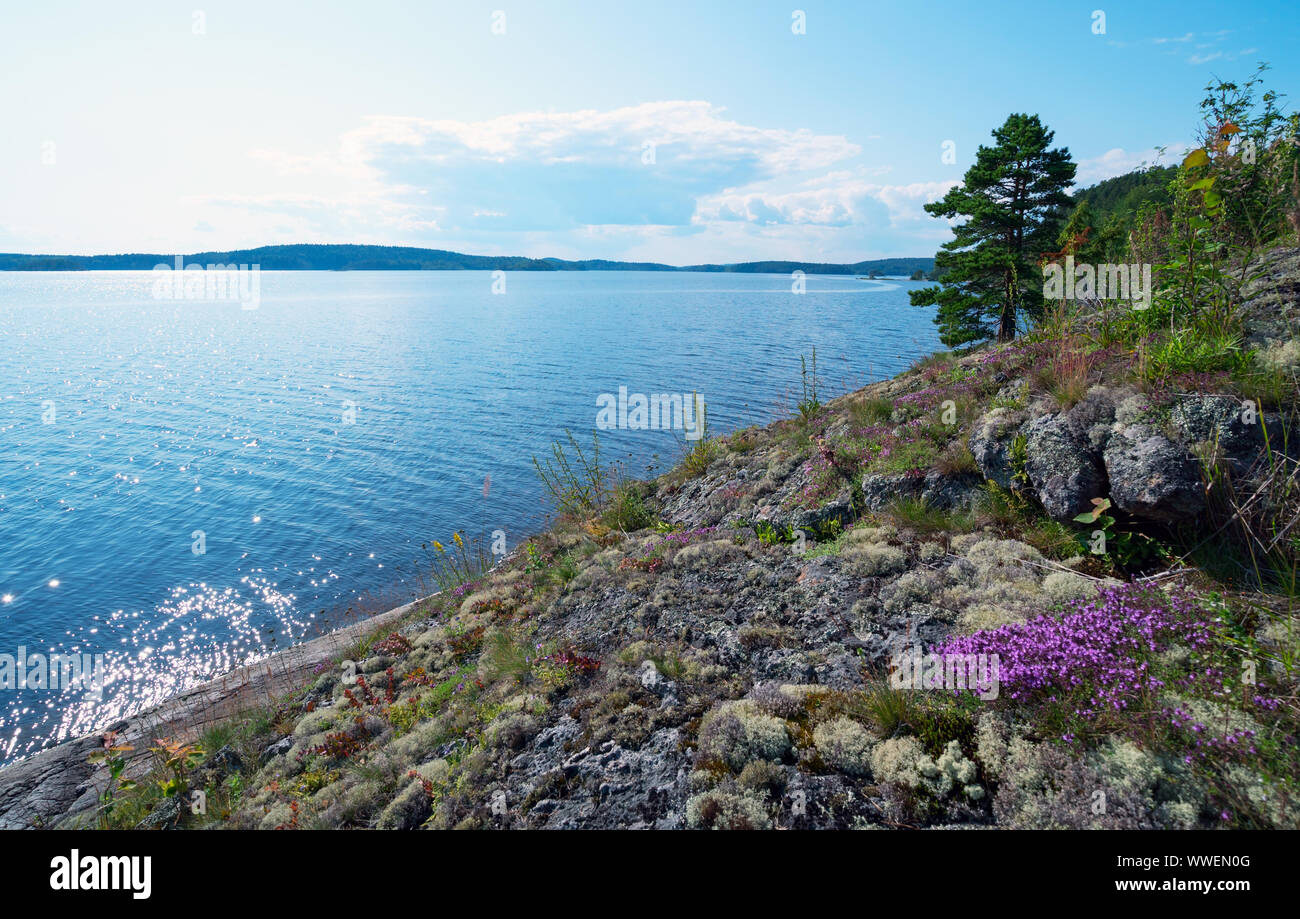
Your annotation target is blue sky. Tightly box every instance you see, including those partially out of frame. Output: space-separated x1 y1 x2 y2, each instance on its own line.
2 0 1296 262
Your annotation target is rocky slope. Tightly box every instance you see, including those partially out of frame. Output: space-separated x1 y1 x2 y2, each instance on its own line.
4 249 1298 831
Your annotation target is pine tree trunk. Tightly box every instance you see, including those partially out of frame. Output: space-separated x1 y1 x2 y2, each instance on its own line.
998 270 1016 341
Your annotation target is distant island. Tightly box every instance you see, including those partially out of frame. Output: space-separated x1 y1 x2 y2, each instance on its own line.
0 243 934 276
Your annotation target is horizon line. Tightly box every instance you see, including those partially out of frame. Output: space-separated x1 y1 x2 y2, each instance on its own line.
0 242 937 271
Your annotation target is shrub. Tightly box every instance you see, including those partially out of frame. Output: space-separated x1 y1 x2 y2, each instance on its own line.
841 542 907 578
533 429 609 517
748 682 804 720
737 760 788 796
696 701 792 770
685 788 772 830
992 738 1167 829
812 718 875 776
1146 326 1252 381
601 481 655 532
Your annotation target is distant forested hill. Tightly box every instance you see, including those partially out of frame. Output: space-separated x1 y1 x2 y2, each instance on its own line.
682 257 934 276
1074 165 1177 226
0 244 933 276
1064 165 1178 261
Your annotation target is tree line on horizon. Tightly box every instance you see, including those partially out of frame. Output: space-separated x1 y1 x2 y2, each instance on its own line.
0 244 933 278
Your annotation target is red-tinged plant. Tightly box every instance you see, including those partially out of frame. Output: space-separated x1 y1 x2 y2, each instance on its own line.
373 632 413 656
313 731 363 761
275 800 300 830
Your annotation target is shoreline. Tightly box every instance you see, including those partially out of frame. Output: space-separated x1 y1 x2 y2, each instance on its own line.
0 595 425 829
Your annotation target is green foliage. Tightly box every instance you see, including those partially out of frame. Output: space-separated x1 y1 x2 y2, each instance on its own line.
601 481 655 532
753 520 797 545
483 631 534 686
533 429 609 518
882 497 973 535
849 394 895 427
1194 64 1300 249
667 402 718 482
1071 165 1178 262
678 435 719 479
87 732 136 830
424 531 495 593
1073 497 1169 569
1146 324 1252 379
808 516 843 543
149 737 205 800
858 683 977 759
797 348 823 420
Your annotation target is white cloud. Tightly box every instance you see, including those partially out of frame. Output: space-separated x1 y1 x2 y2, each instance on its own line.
191 101 915 258
695 176 957 229
343 102 858 173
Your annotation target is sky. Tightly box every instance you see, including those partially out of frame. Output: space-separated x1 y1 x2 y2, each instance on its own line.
1 0 1297 264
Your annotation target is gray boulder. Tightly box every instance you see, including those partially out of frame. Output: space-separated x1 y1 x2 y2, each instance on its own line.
1023 414 1108 520
1103 424 1205 523
859 470 981 513
791 492 856 534
969 408 1028 489
1063 385 1120 452
1169 394 1262 471
1237 246 1300 349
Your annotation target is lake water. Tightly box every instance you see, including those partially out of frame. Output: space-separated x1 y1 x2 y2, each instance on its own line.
0 270 940 764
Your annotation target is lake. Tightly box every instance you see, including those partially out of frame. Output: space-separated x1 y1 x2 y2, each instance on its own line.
0 269 940 763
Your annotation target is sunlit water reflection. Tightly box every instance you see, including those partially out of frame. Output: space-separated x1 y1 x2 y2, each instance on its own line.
0 270 940 763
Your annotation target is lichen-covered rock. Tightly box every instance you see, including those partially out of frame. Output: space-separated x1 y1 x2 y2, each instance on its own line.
860 470 981 513
791 493 855 533
7 253 1297 833
1103 424 1204 523
1237 246 1300 350
1062 385 1120 451
1169 394 1262 470
1022 413 1107 520
968 407 1028 489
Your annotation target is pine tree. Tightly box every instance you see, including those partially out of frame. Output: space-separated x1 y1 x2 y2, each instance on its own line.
911 114 1076 345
